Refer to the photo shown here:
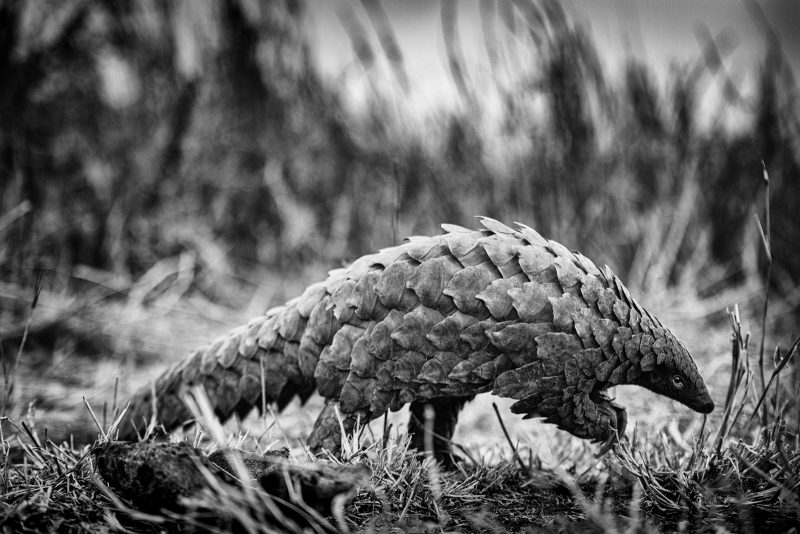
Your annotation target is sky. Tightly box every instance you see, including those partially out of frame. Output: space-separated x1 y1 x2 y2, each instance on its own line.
302 0 797 125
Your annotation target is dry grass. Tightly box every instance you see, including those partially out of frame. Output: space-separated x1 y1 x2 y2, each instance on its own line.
4 164 798 532
2 300 798 533
2 0 800 532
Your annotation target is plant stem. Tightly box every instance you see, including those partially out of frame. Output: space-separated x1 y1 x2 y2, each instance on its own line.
757 161 771 427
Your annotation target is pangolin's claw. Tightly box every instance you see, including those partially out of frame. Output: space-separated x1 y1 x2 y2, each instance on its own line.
594 402 628 456
612 402 628 439
596 433 618 457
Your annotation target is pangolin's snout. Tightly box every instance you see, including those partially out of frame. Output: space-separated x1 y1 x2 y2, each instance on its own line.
696 397 715 414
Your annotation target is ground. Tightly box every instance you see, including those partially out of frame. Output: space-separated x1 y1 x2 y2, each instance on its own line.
2 266 797 533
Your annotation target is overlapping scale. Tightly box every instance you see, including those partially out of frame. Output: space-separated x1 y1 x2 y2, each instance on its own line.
119 217 707 452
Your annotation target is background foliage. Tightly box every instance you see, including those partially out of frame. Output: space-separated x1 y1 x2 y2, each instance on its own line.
2 0 798 298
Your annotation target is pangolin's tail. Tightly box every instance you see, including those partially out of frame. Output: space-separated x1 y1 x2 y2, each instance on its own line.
117 279 337 440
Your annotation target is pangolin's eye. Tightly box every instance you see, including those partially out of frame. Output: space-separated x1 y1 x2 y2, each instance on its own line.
670 374 685 390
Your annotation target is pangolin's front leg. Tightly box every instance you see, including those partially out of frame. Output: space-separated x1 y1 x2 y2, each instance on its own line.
545 395 628 455
579 395 628 454
407 397 472 462
592 398 627 455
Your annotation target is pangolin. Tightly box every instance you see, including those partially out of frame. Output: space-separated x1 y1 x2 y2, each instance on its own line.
118 218 714 456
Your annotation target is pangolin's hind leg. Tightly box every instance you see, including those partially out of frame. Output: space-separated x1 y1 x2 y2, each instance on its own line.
407 397 472 464
307 400 369 456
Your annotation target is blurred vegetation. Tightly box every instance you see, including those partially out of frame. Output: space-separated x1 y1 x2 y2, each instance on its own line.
1 0 799 343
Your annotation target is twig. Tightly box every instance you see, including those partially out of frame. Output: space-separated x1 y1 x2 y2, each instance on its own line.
0 200 32 235
20 421 43 451
83 397 108 441
2 270 43 415
106 402 131 439
746 336 800 428
492 402 528 472
715 306 747 453
361 0 409 93
112 377 119 418
756 161 772 426
441 0 471 101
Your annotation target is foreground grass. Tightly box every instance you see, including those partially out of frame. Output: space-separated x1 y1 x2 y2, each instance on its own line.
1 421 798 532
2 307 798 533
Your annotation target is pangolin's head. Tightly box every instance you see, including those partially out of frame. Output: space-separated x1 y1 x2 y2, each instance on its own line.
635 333 714 414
